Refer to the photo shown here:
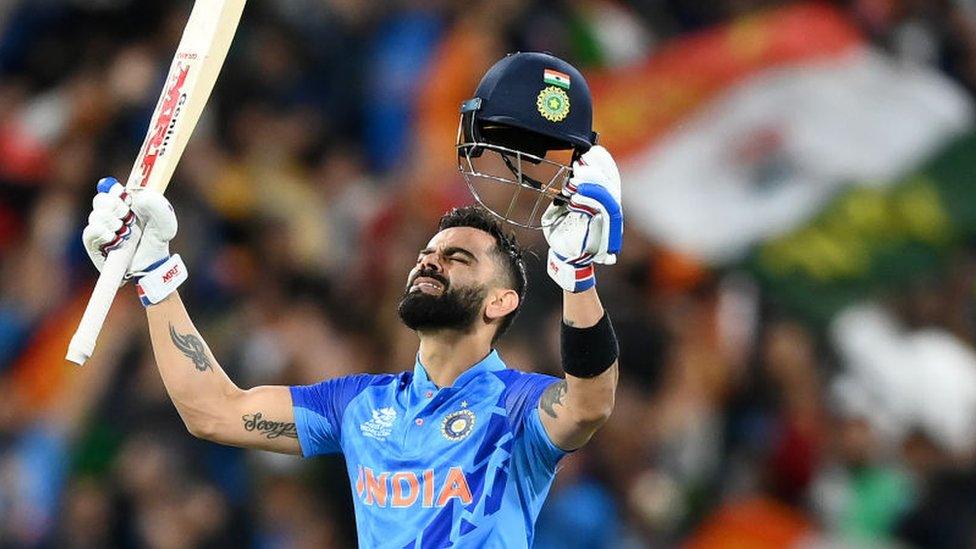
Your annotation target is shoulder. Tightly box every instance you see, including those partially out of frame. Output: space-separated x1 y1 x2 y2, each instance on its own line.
291 372 404 413
489 368 563 422
490 368 561 392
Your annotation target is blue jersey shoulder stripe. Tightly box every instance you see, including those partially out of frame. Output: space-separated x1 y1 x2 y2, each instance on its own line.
290 373 400 456
491 370 562 431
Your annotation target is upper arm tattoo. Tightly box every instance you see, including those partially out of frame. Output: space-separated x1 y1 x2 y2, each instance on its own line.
540 380 568 419
168 323 213 372
242 412 298 439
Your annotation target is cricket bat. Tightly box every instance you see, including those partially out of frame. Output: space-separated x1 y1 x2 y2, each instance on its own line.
66 0 246 365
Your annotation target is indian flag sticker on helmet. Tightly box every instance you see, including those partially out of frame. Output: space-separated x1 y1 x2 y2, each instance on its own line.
543 68 571 89
537 86 571 122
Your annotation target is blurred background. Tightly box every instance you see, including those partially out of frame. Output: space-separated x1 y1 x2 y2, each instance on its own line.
3 0 976 547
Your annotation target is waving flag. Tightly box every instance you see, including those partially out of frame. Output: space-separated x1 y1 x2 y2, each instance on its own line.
587 3 973 264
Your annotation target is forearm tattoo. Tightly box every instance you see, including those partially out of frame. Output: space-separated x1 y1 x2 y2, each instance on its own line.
540 380 568 419
242 412 298 439
169 323 213 372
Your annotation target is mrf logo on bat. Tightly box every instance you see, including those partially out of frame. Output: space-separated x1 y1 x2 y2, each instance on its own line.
136 61 192 187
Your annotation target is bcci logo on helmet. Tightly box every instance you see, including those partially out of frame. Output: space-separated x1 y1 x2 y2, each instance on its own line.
537 86 571 122
441 409 476 441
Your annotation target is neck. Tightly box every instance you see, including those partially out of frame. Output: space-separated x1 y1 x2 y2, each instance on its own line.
417 329 493 387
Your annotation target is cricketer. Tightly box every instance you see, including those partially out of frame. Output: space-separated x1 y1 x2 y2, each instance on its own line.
81 52 623 547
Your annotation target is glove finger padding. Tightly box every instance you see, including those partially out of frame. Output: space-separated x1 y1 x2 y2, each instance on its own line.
543 145 624 291
92 189 132 221
86 214 123 239
543 203 598 263
82 179 139 273
128 190 177 273
576 145 621 202
81 178 176 280
566 147 623 266
82 225 109 272
543 201 599 292
569 184 622 265
130 190 177 241
128 191 185 306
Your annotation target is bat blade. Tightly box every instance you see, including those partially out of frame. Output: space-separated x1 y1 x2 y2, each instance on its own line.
127 0 246 194
66 0 246 366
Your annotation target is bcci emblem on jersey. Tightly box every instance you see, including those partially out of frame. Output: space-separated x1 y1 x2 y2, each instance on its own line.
441 409 476 441
361 407 397 440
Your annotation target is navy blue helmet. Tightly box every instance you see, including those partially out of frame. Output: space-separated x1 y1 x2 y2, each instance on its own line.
457 52 598 228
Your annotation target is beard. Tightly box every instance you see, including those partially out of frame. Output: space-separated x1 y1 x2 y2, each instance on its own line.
397 274 486 332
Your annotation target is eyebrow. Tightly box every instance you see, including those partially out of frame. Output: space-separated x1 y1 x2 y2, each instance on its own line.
419 246 478 262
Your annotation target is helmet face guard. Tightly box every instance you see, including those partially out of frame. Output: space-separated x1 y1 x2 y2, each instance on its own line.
457 99 578 229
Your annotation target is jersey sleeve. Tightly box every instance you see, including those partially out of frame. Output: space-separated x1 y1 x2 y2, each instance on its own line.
289 374 391 457
500 372 569 474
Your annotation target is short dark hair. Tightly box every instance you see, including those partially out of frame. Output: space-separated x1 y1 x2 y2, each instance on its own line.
438 205 527 341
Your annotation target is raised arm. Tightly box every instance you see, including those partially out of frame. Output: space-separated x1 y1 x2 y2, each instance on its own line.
146 293 300 454
82 178 299 454
537 145 622 450
539 288 618 450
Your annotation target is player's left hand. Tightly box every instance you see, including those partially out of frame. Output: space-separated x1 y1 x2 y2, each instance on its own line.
542 145 623 293
82 177 177 278
82 176 188 307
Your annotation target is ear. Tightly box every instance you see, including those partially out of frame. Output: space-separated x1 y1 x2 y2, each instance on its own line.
484 288 519 322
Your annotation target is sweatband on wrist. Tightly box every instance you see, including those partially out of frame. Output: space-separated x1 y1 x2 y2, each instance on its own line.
135 254 187 306
561 312 618 378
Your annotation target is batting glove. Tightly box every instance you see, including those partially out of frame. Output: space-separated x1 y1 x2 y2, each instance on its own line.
542 146 623 293
82 177 186 306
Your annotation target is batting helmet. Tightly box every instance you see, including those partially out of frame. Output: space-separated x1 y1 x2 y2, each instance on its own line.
457 52 598 228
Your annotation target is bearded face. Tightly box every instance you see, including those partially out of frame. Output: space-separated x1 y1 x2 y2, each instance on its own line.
397 267 487 332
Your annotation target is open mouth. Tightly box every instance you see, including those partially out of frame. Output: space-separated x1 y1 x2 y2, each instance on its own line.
410 276 446 294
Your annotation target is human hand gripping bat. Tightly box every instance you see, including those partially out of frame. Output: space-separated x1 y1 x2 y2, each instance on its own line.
66 0 246 365
81 175 301 455
82 178 185 307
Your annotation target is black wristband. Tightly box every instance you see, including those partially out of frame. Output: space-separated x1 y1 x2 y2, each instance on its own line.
561 312 618 378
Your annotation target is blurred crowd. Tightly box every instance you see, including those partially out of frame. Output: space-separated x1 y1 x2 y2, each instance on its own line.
3 0 976 547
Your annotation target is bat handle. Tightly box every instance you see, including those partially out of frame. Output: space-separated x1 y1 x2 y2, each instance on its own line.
65 232 141 365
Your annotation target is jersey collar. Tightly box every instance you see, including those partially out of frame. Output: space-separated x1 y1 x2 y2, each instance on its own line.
412 349 506 396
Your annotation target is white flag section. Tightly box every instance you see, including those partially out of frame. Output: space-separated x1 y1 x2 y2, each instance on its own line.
625 48 973 264
831 304 976 457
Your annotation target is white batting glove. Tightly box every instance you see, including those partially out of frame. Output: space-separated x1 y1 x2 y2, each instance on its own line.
81 177 187 306
542 146 623 293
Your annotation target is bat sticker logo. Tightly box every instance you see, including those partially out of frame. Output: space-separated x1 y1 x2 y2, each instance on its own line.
136 62 192 187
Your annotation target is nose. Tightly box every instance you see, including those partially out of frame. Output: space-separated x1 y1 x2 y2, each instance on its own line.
418 250 442 273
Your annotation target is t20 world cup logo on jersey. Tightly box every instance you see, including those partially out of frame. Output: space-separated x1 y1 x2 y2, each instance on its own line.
361 407 397 440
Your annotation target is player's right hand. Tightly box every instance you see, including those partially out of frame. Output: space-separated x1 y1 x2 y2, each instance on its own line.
82 177 177 278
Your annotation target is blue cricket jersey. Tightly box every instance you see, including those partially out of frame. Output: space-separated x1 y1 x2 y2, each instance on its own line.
289 350 567 548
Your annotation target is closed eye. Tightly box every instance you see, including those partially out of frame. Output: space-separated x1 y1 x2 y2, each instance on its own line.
444 247 477 263
415 247 477 264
